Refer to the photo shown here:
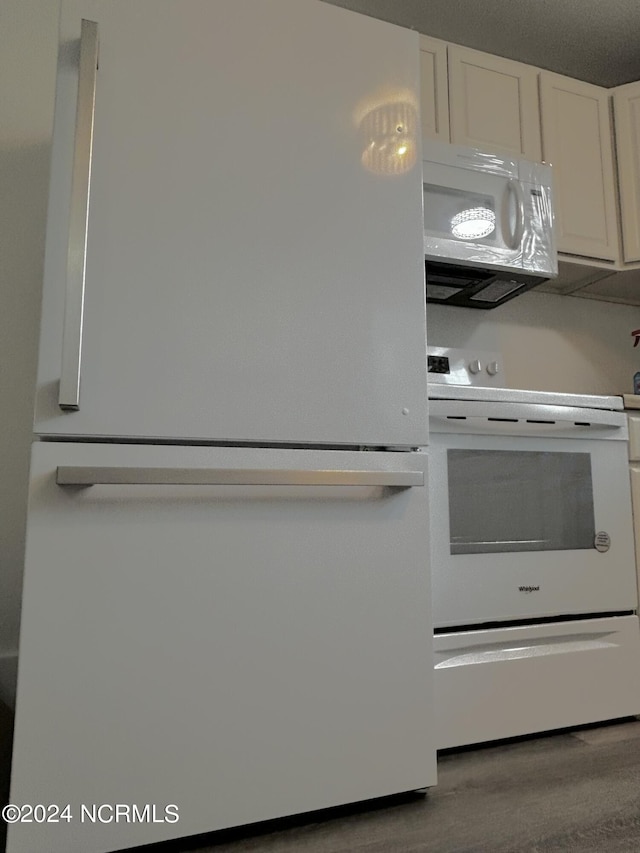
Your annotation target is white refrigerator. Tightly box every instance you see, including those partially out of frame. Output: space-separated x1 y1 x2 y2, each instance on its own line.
7 2 435 852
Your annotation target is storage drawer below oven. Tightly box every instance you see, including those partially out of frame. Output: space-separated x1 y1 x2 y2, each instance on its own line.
434 615 640 749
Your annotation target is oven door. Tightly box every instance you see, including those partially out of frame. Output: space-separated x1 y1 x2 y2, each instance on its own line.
429 405 637 628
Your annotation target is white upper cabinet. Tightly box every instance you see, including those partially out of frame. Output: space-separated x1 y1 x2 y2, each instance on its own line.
539 72 619 262
614 81 640 262
447 45 542 161
419 35 449 145
35 0 428 447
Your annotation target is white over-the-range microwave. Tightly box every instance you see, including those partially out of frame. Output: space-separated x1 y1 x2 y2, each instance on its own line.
423 141 557 308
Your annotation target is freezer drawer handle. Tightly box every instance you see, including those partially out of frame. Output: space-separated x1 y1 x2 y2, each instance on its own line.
58 20 99 411
55 466 423 488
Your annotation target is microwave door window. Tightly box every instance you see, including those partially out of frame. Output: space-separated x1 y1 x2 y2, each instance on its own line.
424 186 499 244
446 449 596 555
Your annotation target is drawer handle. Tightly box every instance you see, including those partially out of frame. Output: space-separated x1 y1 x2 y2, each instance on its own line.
56 466 424 488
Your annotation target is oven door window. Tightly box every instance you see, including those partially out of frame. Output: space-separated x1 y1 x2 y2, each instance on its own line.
447 449 595 555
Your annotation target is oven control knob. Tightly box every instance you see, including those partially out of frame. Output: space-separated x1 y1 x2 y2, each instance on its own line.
487 361 500 376
468 359 482 375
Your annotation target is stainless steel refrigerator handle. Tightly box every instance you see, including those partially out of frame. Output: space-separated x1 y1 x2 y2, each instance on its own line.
58 20 99 411
56 467 424 488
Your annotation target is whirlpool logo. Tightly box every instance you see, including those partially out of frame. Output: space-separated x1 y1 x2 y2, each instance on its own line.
519 585 540 593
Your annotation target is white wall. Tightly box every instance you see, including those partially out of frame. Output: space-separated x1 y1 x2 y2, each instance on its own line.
428 290 640 395
0 0 59 705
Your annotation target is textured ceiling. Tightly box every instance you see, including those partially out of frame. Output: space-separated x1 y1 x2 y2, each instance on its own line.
322 0 640 88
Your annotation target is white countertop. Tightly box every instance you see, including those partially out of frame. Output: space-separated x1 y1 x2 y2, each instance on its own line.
623 394 640 410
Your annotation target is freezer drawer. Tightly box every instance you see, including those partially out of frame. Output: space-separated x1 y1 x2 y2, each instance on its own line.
8 443 435 853
434 616 640 749
35 0 428 447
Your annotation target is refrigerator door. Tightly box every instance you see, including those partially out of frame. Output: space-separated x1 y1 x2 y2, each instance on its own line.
8 442 435 853
35 0 427 447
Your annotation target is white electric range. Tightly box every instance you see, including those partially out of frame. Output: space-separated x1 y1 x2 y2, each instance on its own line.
427 346 640 749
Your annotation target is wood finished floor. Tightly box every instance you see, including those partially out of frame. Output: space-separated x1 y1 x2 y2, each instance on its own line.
128 718 640 853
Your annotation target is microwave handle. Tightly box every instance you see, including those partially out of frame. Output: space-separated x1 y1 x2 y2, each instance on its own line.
503 179 525 251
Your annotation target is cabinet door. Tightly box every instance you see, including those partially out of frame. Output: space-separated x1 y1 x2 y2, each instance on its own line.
35 0 427 447
629 414 640 462
630 464 640 598
447 44 541 160
539 72 619 261
614 81 640 262
419 35 449 145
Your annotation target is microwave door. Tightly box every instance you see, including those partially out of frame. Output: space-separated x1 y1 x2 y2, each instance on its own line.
423 164 523 269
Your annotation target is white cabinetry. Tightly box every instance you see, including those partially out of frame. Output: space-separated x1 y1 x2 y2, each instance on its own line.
539 72 619 262
447 44 541 160
419 35 449 144
614 81 640 262
627 413 640 596
632 462 640 564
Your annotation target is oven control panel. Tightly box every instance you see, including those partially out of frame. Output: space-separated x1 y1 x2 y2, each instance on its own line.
427 346 504 388
427 355 450 375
